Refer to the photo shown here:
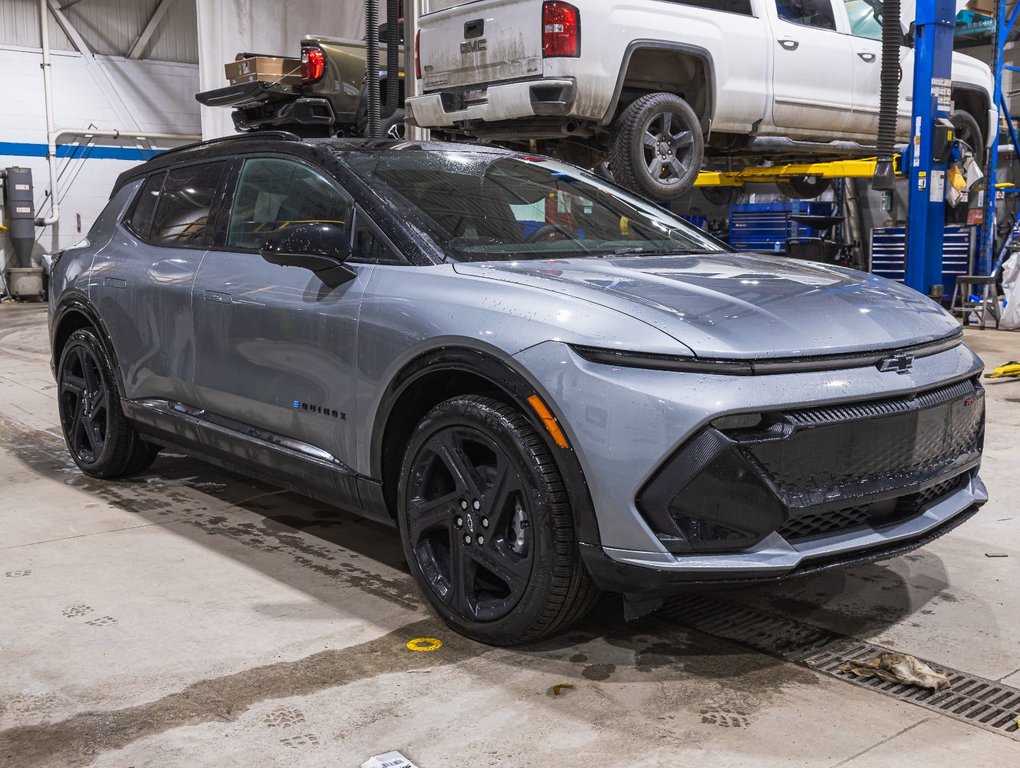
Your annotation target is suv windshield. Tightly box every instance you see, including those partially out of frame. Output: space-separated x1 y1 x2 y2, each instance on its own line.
340 150 725 261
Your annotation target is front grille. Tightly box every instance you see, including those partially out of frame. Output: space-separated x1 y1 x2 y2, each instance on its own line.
742 380 983 504
638 378 984 555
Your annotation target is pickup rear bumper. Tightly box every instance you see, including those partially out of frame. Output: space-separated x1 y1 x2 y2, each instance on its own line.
407 78 575 128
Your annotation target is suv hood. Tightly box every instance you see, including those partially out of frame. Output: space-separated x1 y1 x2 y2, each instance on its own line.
453 253 959 358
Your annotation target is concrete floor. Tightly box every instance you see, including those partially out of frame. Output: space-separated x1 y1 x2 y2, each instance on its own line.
0 300 1018 767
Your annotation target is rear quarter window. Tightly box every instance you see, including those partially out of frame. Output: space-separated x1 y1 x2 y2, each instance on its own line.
665 0 753 15
124 171 166 240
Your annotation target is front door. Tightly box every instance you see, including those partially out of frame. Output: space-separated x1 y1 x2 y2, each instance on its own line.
768 0 856 135
191 155 370 473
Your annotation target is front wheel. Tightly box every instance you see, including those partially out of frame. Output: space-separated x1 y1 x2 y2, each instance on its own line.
397 395 597 645
609 92 705 202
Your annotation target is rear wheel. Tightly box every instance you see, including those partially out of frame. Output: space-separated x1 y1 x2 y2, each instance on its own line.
57 328 159 478
609 92 704 202
398 395 597 645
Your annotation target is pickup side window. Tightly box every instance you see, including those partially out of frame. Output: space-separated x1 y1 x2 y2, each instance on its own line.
844 0 882 39
665 0 752 15
149 162 227 247
775 0 837 30
124 171 166 240
226 158 351 251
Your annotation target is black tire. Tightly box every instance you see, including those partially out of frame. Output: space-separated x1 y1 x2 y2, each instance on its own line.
701 186 737 207
57 328 157 479
949 110 985 168
609 92 705 202
776 176 831 199
398 395 598 645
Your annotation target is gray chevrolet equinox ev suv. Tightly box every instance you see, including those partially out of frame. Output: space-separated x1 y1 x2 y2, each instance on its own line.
49 133 987 645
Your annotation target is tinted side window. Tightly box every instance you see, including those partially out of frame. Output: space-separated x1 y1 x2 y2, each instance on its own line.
775 0 836 30
125 171 166 240
666 0 752 15
149 161 227 246
227 158 350 251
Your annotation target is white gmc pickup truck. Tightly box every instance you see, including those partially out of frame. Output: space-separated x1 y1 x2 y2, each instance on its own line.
407 0 995 200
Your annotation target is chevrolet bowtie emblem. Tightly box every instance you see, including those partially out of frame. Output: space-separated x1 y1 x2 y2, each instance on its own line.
877 352 915 374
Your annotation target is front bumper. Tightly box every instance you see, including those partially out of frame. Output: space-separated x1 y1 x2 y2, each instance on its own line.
512 340 987 593
407 78 575 128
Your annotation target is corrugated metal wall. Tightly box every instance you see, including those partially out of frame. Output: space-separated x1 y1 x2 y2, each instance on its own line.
0 0 198 63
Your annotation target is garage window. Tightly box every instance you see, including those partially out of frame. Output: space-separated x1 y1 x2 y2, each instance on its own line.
149 162 227 247
125 171 166 240
775 0 837 30
665 0 752 15
226 158 351 251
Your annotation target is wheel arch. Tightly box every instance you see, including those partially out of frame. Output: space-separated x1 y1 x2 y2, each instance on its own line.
952 84 992 149
603 40 716 134
371 346 602 547
50 294 126 397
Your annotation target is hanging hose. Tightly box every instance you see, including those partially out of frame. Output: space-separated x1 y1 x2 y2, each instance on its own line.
382 0 401 120
873 0 902 191
365 0 381 138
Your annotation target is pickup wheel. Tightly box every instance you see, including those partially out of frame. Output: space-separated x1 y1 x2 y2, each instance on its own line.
398 395 598 645
776 176 831 199
949 110 985 167
609 92 704 202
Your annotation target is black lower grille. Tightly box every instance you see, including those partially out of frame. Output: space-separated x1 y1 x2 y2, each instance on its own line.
776 473 971 543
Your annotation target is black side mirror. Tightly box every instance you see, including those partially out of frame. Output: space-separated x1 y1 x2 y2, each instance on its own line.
260 222 355 288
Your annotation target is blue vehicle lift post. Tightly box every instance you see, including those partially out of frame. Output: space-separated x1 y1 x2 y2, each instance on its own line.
980 0 1020 274
904 0 956 295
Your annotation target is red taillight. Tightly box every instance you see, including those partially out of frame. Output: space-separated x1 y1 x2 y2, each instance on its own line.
301 46 326 84
414 29 421 79
542 1 580 58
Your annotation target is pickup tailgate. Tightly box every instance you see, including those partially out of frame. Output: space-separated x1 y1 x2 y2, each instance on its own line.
420 0 544 90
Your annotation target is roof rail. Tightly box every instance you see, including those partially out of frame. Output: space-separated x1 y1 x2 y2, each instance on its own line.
154 130 302 159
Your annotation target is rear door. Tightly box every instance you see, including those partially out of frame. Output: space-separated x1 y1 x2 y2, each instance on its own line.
91 160 228 405
841 0 913 138
767 0 856 134
191 155 371 473
419 0 544 91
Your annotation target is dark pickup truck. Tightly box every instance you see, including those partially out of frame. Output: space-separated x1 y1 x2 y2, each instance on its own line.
196 35 406 138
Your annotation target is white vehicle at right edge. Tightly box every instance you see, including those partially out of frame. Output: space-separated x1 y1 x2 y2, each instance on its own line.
407 0 995 201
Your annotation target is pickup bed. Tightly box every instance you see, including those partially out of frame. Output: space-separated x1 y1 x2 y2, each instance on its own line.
407 0 995 200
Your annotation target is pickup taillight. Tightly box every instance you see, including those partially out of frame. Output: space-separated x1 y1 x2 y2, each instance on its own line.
301 46 326 84
542 1 580 58
414 29 421 79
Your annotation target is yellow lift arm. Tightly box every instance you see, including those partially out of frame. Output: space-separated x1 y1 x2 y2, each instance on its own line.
695 156 902 187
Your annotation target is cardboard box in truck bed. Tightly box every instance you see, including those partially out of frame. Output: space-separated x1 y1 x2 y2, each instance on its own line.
225 56 302 86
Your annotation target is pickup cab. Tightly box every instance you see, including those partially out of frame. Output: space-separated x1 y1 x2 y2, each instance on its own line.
407 0 995 200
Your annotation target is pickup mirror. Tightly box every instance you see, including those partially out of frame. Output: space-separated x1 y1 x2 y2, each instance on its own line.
259 222 355 288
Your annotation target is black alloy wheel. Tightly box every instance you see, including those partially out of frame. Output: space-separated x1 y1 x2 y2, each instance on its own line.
610 92 705 202
398 395 597 645
57 328 160 478
59 339 110 466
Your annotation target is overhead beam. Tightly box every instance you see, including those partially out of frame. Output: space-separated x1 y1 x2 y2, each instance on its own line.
46 0 91 55
128 0 176 59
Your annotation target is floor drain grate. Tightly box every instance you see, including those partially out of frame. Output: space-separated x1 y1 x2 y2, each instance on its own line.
657 596 1020 738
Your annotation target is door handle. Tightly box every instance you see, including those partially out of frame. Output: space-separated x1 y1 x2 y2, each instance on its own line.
204 290 232 304
857 52 877 63
778 39 799 50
